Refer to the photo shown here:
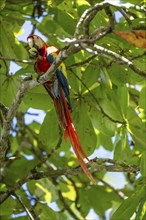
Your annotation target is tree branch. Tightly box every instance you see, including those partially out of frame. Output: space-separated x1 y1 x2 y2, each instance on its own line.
74 1 145 38
0 103 8 116
81 43 146 78
0 56 33 64
98 178 125 200
13 192 36 220
0 158 139 204
0 79 37 161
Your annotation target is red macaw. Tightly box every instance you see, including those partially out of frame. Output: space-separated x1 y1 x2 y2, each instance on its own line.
27 34 96 184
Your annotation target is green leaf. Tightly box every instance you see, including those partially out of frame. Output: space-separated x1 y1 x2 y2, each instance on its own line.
139 86 146 110
81 60 100 93
56 0 78 19
79 186 121 218
36 203 60 220
0 197 16 217
117 86 129 117
15 64 35 76
108 64 130 86
39 110 59 148
91 108 116 136
3 157 37 186
98 132 113 150
114 126 132 162
4 11 25 26
140 152 146 177
0 75 20 107
59 179 76 201
127 107 146 150
34 179 58 203
111 186 145 220
24 86 53 110
68 66 82 93
135 197 146 220
100 66 112 89
49 7 77 36
98 85 124 121
73 102 97 155
0 0 6 10
0 21 28 61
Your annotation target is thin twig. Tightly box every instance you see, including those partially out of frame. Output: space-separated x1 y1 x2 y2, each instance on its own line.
0 56 33 64
129 51 146 61
58 189 79 219
0 158 139 204
98 178 125 200
68 55 96 68
70 69 126 124
81 44 146 78
0 103 8 116
13 193 36 220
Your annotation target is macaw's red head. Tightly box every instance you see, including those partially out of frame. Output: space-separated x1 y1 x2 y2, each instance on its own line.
27 34 48 57
27 34 47 50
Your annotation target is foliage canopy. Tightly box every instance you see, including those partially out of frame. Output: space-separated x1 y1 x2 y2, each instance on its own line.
0 0 146 219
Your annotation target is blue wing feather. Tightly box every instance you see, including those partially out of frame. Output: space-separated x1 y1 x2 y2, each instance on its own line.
46 48 71 109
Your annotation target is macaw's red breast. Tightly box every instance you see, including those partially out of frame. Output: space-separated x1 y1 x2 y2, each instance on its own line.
35 56 51 75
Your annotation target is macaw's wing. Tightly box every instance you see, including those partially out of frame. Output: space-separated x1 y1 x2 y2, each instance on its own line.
46 47 71 109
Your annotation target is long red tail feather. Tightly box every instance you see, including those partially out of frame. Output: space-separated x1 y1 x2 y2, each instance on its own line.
54 89 96 184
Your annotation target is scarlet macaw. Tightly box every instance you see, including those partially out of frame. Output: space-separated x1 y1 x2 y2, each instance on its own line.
27 35 96 184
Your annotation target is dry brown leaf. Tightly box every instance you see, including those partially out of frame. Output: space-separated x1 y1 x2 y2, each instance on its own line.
115 31 146 49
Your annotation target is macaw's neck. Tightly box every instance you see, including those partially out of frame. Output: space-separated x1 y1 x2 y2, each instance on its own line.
38 44 47 57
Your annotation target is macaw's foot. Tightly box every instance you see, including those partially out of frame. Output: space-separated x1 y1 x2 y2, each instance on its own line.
29 47 38 58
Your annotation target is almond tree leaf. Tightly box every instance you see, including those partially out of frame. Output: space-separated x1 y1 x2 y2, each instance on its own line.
135 197 146 220
24 86 53 111
1 21 28 61
39 110 59 148
36 203 61 220
73 102 97 155
0 197 16 217
111 186 145 220
140 152 146 177
115 31 146 49
0 0 6 10
139 86 146 110
0 75 20 107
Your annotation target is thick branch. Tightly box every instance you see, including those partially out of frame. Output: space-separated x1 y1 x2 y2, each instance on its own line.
75 1 109 37
0 80 37 161
75 1 145 38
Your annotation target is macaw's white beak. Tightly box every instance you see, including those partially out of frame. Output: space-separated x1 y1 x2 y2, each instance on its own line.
28 38 34 49
28 38 38 57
